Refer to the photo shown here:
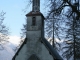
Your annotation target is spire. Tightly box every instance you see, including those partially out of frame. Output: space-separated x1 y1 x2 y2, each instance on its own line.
32 0 40 12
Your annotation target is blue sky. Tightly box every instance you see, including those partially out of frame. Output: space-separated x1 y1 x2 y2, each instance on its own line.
0 0 27 36
0 0 48 37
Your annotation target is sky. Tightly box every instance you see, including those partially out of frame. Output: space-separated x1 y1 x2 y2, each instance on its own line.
0 0 48 37
0 0 49 44
0 0 27 36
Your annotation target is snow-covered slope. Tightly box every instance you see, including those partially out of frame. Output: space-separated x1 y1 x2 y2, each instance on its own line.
0 42 16 60
7 42 17 51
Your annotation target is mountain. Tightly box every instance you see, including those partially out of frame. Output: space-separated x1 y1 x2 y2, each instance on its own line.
7 42 17 51
0 38 74 60
0 42 16 60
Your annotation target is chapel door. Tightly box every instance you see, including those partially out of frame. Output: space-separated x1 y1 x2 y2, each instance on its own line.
28 54 40 60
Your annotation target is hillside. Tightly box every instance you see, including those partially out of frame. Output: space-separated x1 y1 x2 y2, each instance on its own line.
0 42 15 60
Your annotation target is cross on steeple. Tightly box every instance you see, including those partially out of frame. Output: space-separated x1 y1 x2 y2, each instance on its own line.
32 0 40 12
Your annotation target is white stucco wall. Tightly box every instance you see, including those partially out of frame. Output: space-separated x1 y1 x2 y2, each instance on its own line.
40 43 53 60
15 15 53 60
15 44 27 60
15 39 53 60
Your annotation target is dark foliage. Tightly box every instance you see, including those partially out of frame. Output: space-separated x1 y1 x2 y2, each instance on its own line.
46 0 80 60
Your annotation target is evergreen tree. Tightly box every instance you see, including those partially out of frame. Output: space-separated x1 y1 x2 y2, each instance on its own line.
46 0 80 59
21 0 80 59
0 11 9 50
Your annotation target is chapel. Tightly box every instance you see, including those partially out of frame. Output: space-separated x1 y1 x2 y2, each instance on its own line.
12 0 63 60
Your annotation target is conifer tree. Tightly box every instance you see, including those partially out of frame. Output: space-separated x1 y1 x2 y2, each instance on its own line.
0 11 9 50
46 0 80 59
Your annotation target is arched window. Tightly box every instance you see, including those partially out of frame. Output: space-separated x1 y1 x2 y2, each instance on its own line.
32 17 36 26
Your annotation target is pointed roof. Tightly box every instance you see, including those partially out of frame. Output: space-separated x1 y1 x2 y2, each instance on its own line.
41 38 63 59
26 11 45 19
12 38 27 60
12 37 63 60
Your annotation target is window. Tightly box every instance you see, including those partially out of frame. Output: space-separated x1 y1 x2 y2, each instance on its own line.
32 17 36 26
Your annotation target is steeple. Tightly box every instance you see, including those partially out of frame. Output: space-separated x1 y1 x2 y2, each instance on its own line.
32 0 40 12
12 0 63 60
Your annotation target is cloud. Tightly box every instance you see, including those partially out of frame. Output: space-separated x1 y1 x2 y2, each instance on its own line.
8 36 21 45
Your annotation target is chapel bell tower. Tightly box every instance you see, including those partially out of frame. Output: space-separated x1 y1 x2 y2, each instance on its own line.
33 0 40 12
12 0 62 60
26 0 44 31
25 0 45 59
